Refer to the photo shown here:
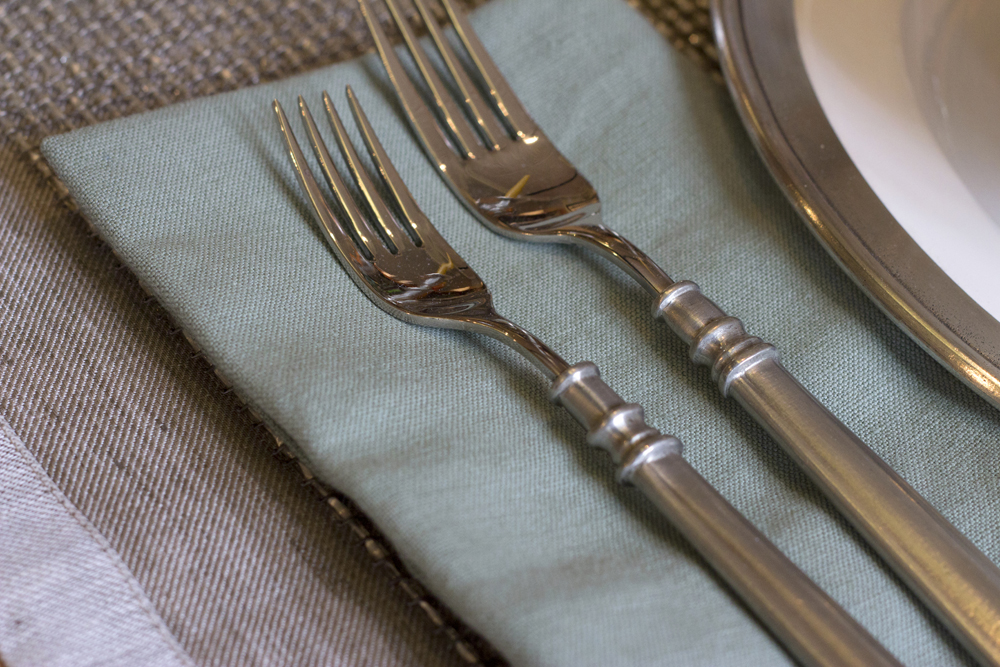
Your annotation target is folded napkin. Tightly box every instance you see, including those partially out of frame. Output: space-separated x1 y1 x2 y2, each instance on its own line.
43 0 1000 663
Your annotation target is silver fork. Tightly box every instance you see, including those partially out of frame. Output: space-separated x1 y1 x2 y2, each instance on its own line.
273 87 899 667
359 1 1000 663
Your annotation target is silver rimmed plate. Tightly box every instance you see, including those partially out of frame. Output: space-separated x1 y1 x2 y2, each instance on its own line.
712 0 1000 409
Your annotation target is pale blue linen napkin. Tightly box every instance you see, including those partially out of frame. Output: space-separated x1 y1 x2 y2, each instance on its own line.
42 0 1000 664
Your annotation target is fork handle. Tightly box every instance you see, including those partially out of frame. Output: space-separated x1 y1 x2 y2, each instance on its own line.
549 362 900 667
653 280 1000 667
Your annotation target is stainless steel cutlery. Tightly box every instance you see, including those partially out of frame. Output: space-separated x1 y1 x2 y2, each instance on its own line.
274 86 899 667
357 0 1000 663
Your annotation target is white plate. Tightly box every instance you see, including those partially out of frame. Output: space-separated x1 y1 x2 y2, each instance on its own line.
714 0 1000 408
796 0 1000 321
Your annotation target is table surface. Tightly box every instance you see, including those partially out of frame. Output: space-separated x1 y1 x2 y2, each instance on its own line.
0 1 714 665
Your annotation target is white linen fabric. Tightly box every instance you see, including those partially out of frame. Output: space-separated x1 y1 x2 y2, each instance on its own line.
0 414 195 667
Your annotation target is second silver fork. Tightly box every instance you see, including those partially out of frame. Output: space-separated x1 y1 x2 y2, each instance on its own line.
274 88 900 667
359 1 1000 664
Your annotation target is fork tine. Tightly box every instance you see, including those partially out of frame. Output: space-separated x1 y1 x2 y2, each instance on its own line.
383 0 483 158
411 0 508 150
439 0 537 140
273 99 374 267
322 90 416 250
346 86 448 248
297 96 393 261
357 0 469 172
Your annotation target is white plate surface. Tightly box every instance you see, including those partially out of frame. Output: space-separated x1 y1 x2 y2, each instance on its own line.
795 0 1000 321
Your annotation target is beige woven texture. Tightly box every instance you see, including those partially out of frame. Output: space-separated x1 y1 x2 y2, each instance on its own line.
0 1 714 665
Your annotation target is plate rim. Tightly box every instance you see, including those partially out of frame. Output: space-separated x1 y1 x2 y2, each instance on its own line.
711 0 1000 409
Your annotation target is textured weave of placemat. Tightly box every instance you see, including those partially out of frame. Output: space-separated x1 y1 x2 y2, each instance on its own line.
0 1 713 665
0 0 715 200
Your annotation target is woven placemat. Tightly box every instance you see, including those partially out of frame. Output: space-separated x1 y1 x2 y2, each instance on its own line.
1 0 715 197
0 1 715 664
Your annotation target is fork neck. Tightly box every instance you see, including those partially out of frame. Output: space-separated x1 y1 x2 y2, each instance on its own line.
470 316 571 380
558 221 675 297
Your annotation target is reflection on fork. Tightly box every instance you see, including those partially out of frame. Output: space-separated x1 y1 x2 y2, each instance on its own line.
272 87 899 667
359 0 673 291
358 3 1000 662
